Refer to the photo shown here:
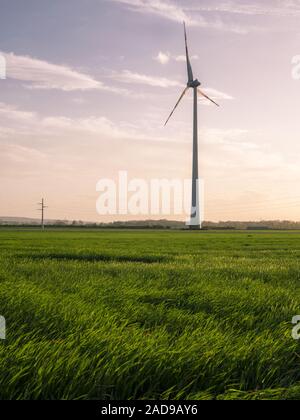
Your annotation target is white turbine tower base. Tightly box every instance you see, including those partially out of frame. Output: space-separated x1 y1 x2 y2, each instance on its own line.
189 178 201 229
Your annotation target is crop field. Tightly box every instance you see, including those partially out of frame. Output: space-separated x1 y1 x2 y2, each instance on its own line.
1 229 300 400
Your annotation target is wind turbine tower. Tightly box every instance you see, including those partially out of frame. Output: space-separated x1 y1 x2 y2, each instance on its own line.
165 23 219 229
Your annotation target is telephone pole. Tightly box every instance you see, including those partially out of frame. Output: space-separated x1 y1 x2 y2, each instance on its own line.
37 198 48 230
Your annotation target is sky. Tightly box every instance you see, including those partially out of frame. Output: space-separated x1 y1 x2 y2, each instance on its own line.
1 0 300 222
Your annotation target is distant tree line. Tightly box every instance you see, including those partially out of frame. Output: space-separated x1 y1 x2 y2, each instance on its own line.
1 219 300 230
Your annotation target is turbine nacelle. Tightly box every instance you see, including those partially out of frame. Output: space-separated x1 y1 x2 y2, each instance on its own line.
187 79 201 88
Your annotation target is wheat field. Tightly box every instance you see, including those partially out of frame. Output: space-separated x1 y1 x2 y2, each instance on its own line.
1 229 300 400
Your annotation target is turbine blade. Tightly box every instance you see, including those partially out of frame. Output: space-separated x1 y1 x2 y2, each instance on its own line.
198 88 220 107
184 22 194 83
164 87 189 126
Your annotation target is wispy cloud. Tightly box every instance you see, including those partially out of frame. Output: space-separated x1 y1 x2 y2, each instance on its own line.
1 144 46 164
110 0 198 26
153 51 199 65
1 51 127 93
0 102 168 143
201 88 233 101
109 0 249 33
0 102 36 127
188 1 300 17
201 128 299 177
110 0 300 34
111 70 182 87
110 70 233 104
174 54 199 62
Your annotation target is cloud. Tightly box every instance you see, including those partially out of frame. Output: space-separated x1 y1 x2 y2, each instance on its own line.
1 51 127 93
110 0 300 33
0 143 46 164
0 102 38 135
42 115 143 140
200 88 234 101
111 70 182 87
153 51 199 65
0 103 261 170
110 0 198 26
0 102 36 122
154 51 171 65
181 87 233 106
118 0 300 21
200 127 299 178
109 0 251 33
110 70 233 105
0 143 49 177
0 127 17 138
0 102 170 144
188 1 300 17
174 54 199 62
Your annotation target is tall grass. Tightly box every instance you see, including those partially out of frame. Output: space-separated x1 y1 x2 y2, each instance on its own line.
0 229 300 399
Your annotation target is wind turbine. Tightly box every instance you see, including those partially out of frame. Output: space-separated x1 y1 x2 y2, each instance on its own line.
164 22 219 230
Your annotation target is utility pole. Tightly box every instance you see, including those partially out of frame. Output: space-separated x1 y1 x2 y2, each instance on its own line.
37 198 48 230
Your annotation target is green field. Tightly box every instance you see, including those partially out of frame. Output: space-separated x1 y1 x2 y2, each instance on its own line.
1 229 300 400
